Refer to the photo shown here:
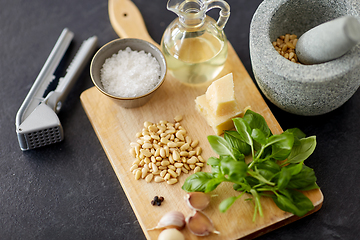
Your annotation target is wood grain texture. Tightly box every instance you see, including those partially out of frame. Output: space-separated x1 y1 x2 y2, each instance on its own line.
79 0 323 239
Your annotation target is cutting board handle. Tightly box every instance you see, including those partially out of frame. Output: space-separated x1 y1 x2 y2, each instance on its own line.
108 0 158 47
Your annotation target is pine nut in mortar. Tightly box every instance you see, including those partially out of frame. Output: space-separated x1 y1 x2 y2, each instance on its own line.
100 47 161 98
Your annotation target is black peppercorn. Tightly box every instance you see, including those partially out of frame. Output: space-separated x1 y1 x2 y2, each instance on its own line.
151 196 165 206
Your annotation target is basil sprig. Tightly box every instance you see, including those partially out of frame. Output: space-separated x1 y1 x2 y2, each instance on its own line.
182 110 319 220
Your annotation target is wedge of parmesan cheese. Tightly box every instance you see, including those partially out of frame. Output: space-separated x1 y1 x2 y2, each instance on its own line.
195 94 243 135
205 73 240 116
195 73 245 135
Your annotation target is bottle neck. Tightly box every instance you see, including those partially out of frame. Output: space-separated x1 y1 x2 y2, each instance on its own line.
178 12 206 28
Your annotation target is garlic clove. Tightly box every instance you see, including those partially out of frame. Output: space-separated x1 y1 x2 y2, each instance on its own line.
186 210 220 236
185 192 211 211
158 228 185 240
149 211 185 231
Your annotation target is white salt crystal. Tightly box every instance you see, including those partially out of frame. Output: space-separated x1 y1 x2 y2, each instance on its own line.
100 47 161 98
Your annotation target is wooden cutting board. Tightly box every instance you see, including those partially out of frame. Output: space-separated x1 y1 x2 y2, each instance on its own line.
80 0 323 239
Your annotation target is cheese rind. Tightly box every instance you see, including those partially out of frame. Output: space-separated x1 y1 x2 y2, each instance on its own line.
205 73 239 116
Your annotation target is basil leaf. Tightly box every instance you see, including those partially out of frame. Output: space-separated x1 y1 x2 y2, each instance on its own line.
277 167 292 190
207 157 220 167
224 131 251 156
287 165 317 189
255 160 281 174
243 110 272 138
284 163 303 176
266 132 294 160
205 178 223 193
258 168 276 181
272 189 313 217
207 135 236 160
219 196 238 212
251 128 267 145
232 118 253 147
285 128 306 145
245 176 259 187
297 182 320 191
182 172 215 192
287 136 317 164
221 157 248 181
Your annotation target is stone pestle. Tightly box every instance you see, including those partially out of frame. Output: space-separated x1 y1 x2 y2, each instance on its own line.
296 16 360 65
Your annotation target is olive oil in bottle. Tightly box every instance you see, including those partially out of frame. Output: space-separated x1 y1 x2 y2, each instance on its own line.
161 0 230 84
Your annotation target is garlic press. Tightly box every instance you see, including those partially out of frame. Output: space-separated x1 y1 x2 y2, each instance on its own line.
15 28 98 151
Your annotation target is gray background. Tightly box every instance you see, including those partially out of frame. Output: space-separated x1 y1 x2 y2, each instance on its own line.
1 0 359 239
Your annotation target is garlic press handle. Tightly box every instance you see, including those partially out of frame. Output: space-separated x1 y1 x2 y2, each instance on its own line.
45 35 98 113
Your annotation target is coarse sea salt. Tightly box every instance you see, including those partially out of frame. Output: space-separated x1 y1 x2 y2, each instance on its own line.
100 47 161 98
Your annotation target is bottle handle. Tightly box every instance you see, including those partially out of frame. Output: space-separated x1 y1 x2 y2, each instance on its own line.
206 0 230 30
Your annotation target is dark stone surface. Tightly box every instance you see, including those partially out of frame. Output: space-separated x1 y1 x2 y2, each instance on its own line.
1 0 359 239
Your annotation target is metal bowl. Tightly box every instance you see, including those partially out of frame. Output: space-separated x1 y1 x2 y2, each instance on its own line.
90 38 167 108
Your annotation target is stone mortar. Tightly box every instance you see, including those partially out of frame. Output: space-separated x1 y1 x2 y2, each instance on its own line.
249 0 360 116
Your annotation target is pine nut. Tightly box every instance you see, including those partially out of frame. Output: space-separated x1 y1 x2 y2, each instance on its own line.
145 174 153 182
176 168 182 176
160 170 167 178
161 160 170 166
142 167 149 178
151 134 160 141
164 146 170 157
198 155 205 163
160 138 170 144
148 125 158 132
152 164 158 173
189 164 196 170
284 34 290 43
160 148 166 158
168 169 178 178
194 166 201 173
273 33 299 63
169 154 174 164
180 151 189 157
180 143 190 151
175 131 184 141
173 151 180 161
153 148 160 157
167 142 177 148
195 147 202 156
182 167 189 173
130 164 138 172
135 169 141 180
154 176 165 182
190 139 199 148
164 173 171 181
142 143 152 149
168 165 176 171
167 178 178 185
174 115 183 122
130 142 140 148
142 149 152 157
187 156 197 164
132 159 140 165
174 163 183 168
